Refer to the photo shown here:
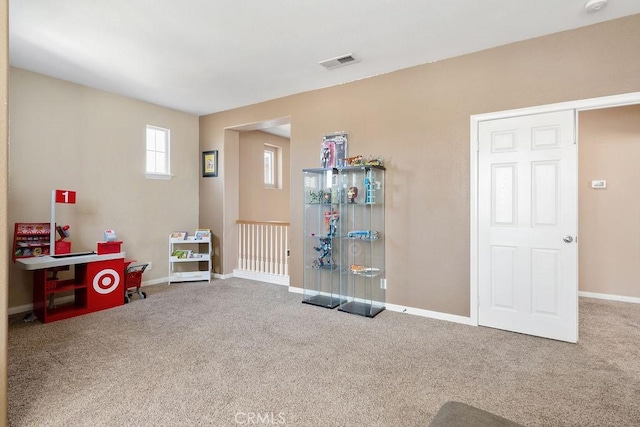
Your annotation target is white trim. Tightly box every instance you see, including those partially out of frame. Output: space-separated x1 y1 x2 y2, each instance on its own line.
470 115 479 325
145 173 172 180
8 303 33 316
8 295 75 316
288 284 474 326
471 92 640 123
8 280 165 316
215 273 234 279
385 303 476 326
470 91 640 328
141 277 168 287
233 269 289 286
579 291 640 304
145 124 171 176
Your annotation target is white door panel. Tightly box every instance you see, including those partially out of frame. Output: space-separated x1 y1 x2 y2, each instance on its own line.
478 110 577 343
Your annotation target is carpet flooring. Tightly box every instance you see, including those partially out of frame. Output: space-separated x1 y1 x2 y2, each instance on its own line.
7 278 640 426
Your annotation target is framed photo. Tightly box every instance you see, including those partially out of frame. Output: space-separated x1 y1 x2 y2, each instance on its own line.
322 132 348 168
202 150 218 177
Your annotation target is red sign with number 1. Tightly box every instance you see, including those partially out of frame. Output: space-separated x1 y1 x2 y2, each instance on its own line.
55 190 76 204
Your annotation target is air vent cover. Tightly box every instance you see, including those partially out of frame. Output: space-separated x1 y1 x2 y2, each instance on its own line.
318 53 360 70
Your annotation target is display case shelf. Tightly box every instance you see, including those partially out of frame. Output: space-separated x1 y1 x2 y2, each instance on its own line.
12 222 52 261
337 166 386 318
302 168 344 308
302 165 385 316
338 301 385 318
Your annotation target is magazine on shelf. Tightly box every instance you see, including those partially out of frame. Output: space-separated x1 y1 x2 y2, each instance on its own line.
170 231 187 240
194 229 211 240
171 249 192 259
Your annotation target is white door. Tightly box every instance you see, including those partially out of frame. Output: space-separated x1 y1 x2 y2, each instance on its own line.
478 110 578 343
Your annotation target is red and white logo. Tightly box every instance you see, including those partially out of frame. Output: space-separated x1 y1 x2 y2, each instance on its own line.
92 269 120 294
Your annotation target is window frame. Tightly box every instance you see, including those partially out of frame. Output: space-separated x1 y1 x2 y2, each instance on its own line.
145 125 171 180
264 144 279 189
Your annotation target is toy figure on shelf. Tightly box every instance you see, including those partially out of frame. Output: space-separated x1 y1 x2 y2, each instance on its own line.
321 141 334 168
364 169 382 204
309 190 328 204
309 191 318 204
365 169 375 204
346 230 379 240
344 154 384 167
324 210 339 236
313 237 334 269
323 191 332 204
347 186 358 203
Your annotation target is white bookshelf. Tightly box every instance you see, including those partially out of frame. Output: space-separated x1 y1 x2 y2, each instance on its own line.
168 235 212 283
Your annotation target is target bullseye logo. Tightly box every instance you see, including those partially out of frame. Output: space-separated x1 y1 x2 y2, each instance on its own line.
93 269 120 294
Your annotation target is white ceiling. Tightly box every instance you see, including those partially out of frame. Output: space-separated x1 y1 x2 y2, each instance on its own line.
9 1 640 117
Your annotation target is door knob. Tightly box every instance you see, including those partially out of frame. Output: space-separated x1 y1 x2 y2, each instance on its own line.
563 235 573 243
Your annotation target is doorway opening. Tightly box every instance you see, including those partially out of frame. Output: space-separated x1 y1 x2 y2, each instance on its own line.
577 104 640 303
225 117 292 285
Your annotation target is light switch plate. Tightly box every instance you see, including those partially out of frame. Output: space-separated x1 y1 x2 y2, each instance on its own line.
591 180 607 189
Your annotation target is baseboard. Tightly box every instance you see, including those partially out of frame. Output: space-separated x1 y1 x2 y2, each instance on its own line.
8 295 76 316
215 273 234 279
141 277 168 287
385 303 476 326
287 286 474 326
233 269 289 286
579 291 640 304
8 278 168 316
8 302 35 316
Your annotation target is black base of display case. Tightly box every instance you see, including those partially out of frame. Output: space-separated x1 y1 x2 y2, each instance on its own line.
338 301 385 318
302 294 346 309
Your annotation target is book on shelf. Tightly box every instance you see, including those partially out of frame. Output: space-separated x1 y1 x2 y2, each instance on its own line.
171 231 187 239
194 229 211 240
171 249 192 259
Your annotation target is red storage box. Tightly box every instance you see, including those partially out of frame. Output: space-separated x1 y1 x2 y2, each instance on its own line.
97 241 122 254
55 240 71 254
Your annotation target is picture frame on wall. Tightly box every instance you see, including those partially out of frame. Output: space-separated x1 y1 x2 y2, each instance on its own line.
202 150 218 177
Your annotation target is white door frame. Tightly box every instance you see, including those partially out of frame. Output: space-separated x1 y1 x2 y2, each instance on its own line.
470 91 640 327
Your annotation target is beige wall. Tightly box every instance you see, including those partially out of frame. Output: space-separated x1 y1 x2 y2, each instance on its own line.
579 105 640 298
8 68 200 308
1 0 8 422
200 15 640 317
239 131 290 222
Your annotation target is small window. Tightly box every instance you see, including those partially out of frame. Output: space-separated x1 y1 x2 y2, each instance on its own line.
146 125 170 178
264 149 275 186
264 145 279 188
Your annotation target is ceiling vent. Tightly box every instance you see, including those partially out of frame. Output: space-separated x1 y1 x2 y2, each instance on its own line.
318 54 360 70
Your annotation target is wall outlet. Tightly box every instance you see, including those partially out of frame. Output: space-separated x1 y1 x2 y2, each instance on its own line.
380 278 387 290
146 262 152 271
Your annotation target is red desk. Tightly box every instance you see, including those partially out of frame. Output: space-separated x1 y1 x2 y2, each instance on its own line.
17 252 126 323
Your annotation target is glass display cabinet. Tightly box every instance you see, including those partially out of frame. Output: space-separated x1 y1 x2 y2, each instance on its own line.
302 167 345 308
338 165 385 317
